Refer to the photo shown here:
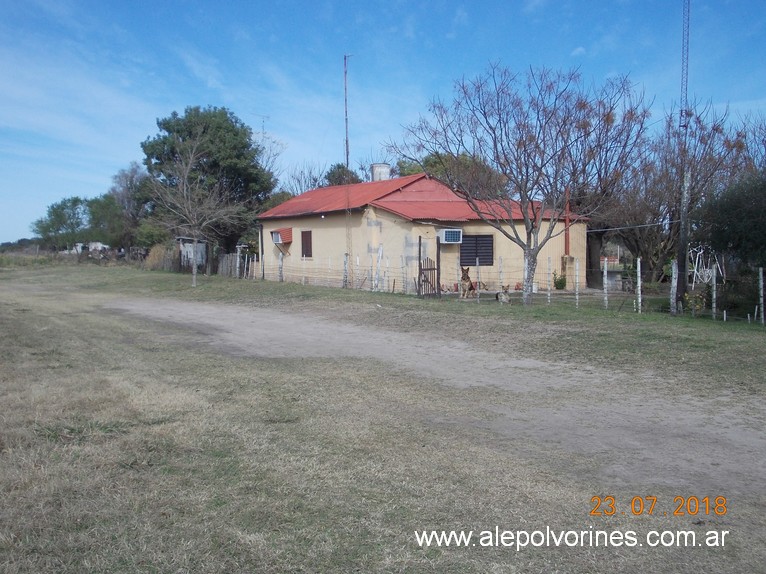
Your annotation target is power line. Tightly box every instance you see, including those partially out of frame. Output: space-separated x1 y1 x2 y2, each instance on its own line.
586 220 681 233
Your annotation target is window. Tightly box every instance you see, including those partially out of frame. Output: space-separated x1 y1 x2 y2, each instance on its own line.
271 227 292 244
301 230 312 258
460 234 494 266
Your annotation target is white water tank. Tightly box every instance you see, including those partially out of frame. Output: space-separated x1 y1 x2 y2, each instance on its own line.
371 163 391 181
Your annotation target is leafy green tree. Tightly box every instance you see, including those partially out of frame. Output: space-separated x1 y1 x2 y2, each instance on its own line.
142 106 276 251
705 172 766 267
322 163 362 186
135 220 170 249
144 123 253 286
86 194 124 247
260 191 294 212
108 161 151 247
31 196 88 250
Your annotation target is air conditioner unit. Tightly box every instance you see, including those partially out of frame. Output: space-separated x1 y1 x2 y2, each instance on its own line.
437 228 463 244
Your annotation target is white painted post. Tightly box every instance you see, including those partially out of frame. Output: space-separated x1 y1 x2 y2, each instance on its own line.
760 267 765 326
547 256 552 305
499 256 504 290
476 257 480 303
401 255 407 294
712 263 717 320
670 260 678 316
343 253 349 288
278 252 284 282
637 257 643 314
575 258 580 309
368 255 373 291
355 255 360 289
374 244 383 291
603 255 608 310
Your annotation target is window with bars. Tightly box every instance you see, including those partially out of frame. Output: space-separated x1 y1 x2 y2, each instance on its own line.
301 230 312 258
460 234 494 266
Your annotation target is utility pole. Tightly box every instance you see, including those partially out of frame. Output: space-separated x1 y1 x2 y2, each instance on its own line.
675 0 691 314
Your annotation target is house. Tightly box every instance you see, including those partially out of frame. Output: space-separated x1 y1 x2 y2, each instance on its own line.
257 171 586 294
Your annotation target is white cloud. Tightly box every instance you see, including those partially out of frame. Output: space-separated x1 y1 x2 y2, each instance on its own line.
174 46 225 91
523 0 548 14
571 46 586 57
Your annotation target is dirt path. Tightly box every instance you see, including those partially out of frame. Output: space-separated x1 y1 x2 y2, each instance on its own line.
106 297 766 499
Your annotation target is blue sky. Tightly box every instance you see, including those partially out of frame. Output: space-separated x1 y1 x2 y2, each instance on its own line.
1 0 764 243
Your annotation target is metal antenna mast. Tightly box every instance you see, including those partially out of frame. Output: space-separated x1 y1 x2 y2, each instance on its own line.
343 54 353 286
675 0 691 313
344 54 351 169
680 0 690 130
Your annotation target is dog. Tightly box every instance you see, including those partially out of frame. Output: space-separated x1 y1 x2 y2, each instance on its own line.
496 285 511 304
460 267 476 298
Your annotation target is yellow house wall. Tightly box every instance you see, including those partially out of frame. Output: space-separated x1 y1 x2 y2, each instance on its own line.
260 212 587 293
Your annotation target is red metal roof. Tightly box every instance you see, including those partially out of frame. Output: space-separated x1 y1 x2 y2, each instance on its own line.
258 173 429 219
259 173 569 223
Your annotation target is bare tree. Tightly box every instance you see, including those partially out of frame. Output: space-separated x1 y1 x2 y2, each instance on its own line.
355 150 399 181
739 114 766 173
393 65 643 304
616 105 747 283
148 130 251 286
567 78 652 288
278 161 327 195
613 155 678 282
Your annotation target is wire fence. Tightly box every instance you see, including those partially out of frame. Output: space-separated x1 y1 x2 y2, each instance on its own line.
222 251 765 325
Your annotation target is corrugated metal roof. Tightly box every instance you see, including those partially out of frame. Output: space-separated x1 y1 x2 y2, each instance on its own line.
371 184 543 222
259 173 569 223
258 173 429 219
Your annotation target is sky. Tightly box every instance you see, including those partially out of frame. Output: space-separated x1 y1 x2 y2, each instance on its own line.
1 0 764 243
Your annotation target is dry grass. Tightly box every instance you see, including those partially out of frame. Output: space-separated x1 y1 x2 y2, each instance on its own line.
0 265 763 573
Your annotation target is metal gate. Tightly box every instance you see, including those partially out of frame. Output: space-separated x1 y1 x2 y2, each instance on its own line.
417 236 441 298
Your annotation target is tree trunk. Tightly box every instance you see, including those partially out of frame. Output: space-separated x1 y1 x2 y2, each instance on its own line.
522 250 538 306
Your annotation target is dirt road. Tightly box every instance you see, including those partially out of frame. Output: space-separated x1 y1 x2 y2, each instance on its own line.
107 297 766 499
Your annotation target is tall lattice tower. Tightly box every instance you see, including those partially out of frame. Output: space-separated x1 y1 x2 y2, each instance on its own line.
680 0 690 130
675 0 691 312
